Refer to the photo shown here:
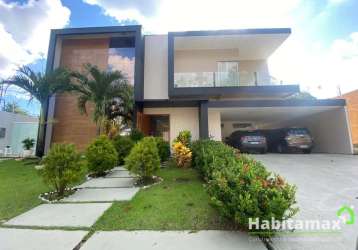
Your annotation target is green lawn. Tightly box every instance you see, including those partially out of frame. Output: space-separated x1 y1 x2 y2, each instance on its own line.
0 160 231 230
93 167 232 230
0 159 49 222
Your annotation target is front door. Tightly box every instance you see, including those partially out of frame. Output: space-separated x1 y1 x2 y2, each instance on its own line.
150 115 170 142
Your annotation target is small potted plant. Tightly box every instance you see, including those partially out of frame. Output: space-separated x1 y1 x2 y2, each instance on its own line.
22 137 35 157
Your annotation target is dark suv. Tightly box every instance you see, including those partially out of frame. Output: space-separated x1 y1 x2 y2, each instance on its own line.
265 127 314 153
227 130 267 154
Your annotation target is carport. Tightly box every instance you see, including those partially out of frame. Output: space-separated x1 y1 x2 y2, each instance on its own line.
207 99 353 154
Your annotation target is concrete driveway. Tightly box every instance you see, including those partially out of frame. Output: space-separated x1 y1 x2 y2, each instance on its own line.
253 154 358 250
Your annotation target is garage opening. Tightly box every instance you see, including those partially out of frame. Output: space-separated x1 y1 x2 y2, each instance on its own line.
214 105 353 154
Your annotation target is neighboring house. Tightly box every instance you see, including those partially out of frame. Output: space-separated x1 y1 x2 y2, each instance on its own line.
43 26 353 154
339 90 358 145
0 111 38 156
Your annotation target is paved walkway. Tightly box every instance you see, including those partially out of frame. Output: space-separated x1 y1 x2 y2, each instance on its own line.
80 231 266 250
1 166 140 250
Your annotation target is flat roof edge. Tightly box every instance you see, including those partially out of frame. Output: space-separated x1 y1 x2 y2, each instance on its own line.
169 28 292 37
208 99 346 108
51 25 142 36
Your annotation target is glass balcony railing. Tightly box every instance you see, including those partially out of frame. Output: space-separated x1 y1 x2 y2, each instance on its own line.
174 71 258 88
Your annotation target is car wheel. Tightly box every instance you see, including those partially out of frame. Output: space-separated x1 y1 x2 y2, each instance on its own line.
303 149 311 154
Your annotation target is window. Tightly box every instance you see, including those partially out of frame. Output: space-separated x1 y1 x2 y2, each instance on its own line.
149 116 170 142
108 37 135 85
0 128 6 138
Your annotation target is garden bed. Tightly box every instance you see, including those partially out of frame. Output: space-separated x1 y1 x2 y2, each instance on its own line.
38 188 78 203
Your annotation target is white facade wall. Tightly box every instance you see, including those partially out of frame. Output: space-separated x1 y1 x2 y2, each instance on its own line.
144 35 169 100
143 107 199 142
208 110 222 141
279 108 353 154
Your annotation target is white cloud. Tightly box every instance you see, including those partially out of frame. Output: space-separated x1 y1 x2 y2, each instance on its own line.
270 32 358 98
0 0 70 77
83 0 301 33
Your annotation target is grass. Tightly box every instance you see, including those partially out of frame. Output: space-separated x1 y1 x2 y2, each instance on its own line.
93 167 232 231
0 160 231 231
0 159 49 222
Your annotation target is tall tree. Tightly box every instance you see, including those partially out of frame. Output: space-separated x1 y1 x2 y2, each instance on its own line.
70 64 134 135
2 66 71 156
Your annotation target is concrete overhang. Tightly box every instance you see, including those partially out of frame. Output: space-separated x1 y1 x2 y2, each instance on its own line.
209 99 347 123
173 28 291 60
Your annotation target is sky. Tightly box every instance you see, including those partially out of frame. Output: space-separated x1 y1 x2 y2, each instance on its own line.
0 0 357 115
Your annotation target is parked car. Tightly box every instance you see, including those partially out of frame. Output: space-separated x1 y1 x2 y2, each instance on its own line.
264 127 314 154
227 130 267 154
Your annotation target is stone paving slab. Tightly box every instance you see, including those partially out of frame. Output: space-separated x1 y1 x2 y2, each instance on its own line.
113 166 126 171
106 170 135 178
4 203 112 228
62 188 139 202
0 228 87 250
80 231 266 250
77 177 135 188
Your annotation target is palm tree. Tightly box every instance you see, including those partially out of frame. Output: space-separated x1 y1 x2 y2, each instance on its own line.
2 66 72 156
70 64 134 135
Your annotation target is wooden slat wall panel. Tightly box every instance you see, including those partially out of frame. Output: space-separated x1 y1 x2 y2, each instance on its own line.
51 38 109 151
341 90 358 144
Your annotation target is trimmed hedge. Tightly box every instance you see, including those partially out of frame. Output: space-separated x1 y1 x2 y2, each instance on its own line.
112 135 135 165
191 140 298 236
125 137 160 180
130 129 144 142
86 135 118 176
41 143 84 196
154 137 170 162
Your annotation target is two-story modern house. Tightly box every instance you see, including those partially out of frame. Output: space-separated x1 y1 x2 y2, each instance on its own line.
42 25 353 154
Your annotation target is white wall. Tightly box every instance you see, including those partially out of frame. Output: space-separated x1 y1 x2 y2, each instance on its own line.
144 35 169 99
282 108 353 154
143 107 199 142
208 110 222 141
0 111 38 154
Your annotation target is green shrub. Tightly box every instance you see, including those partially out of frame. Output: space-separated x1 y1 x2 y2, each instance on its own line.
191 140 237 180
173 130 192 148
154 137 170 162
125 137 160 180
86 135 118 176
191 140 298 237
41 143 84 196
130 128 144 142
112 135 135 165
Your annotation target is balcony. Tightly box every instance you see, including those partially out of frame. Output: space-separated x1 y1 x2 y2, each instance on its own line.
174 71 258 88
168 28 298 98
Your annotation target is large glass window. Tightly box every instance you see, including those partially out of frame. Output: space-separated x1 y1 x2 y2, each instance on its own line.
108 37 135 85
